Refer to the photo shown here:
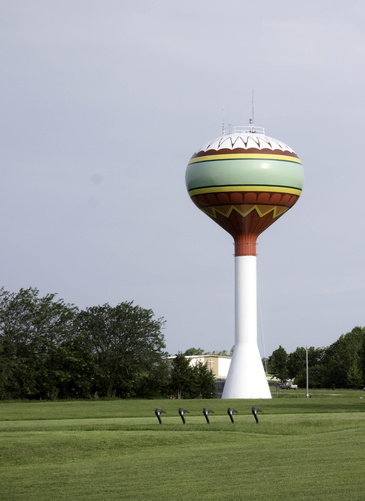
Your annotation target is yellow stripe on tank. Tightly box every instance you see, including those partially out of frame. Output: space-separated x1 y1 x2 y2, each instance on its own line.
188 186 302 197
188 153 302 165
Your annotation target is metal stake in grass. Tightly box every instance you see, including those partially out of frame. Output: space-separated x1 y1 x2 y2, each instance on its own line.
179 408 190 424
203 408 214 424
227 408 238 423
252 407 262 424
154 408 166 424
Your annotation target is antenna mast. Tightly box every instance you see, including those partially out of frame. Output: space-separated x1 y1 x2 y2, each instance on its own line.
249 89 255 131
248 89 256 133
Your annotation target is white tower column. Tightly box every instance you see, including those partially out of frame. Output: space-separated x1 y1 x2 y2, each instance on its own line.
222 255 271 399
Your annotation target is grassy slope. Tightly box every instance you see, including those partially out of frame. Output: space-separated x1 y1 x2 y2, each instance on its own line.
1 391 364 500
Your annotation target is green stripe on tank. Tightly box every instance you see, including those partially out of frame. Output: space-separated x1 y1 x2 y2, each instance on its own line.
185 158 304 192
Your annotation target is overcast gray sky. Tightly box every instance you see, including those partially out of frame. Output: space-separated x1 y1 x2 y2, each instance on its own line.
1 1 365 358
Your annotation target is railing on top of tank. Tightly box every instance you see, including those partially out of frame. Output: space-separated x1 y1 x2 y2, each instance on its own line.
223 124 266 135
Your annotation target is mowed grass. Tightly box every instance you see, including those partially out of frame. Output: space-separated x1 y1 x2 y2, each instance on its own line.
1 391 365 500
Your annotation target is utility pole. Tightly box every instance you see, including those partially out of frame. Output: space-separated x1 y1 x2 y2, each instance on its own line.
306 346 309 398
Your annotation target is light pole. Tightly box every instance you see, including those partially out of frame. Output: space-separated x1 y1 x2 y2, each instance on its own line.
306 346 309 398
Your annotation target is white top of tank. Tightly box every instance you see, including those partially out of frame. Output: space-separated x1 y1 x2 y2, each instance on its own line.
196 125 296 154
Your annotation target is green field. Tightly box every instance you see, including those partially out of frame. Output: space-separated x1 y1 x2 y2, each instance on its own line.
1 391 364 500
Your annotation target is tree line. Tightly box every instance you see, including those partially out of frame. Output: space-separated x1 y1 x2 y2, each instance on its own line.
267 326 365 389
3 286 363 398
0 287 216 400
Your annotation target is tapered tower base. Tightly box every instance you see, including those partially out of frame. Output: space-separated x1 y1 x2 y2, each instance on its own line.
222 342 271 398
222 256 271 399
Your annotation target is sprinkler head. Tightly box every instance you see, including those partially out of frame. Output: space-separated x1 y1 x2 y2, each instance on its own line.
227 408 238 423
203 408 214 424
154 408 166 424
178 408 190 424
252 407 262 424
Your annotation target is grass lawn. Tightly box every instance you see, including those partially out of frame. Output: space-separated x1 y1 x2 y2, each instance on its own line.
1 390 364 500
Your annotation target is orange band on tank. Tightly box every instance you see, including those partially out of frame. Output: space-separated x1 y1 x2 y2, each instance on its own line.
234 235 258 256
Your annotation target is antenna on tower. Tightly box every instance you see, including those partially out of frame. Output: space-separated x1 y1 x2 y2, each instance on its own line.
249 89 255 132
222 107 225 134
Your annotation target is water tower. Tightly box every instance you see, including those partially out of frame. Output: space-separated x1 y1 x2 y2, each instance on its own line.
185 123 303 398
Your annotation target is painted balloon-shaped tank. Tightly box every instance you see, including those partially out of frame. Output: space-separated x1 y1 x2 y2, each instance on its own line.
186 126 304 255
186 125 303 399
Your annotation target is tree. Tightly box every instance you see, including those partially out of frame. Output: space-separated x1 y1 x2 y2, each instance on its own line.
76 301 167 397
169 353 195 398
183 347 205 356
0 287 79 399
268 345 288 381
0 288 169 399
53 328 95 399
210 349 230 356
287 347 306 380
183 347 235 357
346 359 363 389
168 353 216 398
191 361 216 398
287 346 325 388
323 327 365 388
